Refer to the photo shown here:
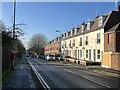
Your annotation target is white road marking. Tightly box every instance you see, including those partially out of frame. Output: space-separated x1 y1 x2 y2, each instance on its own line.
27 59 51 90
82 76 111 88
63 68 111 88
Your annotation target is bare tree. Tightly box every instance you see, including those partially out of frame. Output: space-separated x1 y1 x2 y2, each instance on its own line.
0 20 6 31
29 33 48 55
0 20 25 39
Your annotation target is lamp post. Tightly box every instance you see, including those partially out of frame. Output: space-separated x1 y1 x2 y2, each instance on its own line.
56 30 62 58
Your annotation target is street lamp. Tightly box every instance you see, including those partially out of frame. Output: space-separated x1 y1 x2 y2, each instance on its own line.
56 30 62 58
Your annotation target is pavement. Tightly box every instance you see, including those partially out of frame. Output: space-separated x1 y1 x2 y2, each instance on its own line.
61 61 120 77
2 57 37 89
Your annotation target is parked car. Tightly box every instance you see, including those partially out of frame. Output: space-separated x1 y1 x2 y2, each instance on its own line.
38 54 45 59
46 55 50 60
45 55 55 61
55 54 64 61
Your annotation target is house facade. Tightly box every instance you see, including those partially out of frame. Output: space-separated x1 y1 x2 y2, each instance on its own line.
44 3 120 69
62 10 119 65
102 23 120 70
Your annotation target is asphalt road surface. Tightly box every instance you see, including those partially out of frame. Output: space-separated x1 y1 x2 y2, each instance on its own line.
27 57 119 89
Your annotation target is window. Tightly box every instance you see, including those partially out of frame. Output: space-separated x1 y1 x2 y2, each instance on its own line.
80 50 82 58
73 39 75 47
62 43 64 49
85 36 88 45
79 38 82 46
98 16 103 26
86 50 88 58
66 32 68 38
72 29 75 36
65 33 66 38
66 50 68 56
87 21 93 30
97 50 100 59
69 40 72 48
68 50 70 56
87 22 90 30
69 50 71 56
108 33 111 44
81 25 84 32
89 49 91 60
68 31 71 37
74 50 77 58
78 50 79 59
97 33 100 43
65 42 67 48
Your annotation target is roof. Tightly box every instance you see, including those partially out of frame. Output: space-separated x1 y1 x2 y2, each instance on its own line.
63 11 120 40
105 23 120 33
48 10 119 43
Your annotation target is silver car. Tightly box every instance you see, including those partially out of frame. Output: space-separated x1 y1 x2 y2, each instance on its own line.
45 55 55 61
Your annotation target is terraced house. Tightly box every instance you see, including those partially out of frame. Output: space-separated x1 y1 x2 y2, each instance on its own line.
44 3 120 70
63 10 119 63
44 37 61 56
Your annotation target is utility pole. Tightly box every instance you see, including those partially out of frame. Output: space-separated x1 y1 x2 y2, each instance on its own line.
13 0 17 53
13 0 16 39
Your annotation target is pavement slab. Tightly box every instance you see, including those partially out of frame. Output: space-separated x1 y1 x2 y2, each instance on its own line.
2 58 36 89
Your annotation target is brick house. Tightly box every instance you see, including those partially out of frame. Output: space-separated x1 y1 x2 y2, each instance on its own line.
44 37 61 56
102 23 120 70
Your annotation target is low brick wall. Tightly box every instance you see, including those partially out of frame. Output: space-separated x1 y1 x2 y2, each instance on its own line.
111 53 120 70
65 57 101 66
65 58 87 65
66 58 75 63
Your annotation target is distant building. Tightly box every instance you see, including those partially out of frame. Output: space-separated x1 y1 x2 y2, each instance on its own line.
44 37 61 56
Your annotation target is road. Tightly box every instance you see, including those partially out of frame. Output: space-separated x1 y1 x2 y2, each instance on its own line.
27 57 119 89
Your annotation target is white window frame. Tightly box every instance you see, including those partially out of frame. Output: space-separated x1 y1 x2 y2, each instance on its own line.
98 16 103 26
73 39 75 47
97 33 100 44
81 25 84 32
80 37 82 46
87 22 90 30
85 36 88 45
